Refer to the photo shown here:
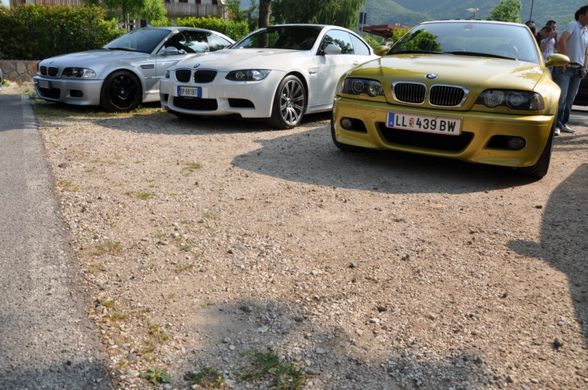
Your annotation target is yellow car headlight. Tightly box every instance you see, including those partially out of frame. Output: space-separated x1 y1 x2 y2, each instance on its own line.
342 78 384 97
478 89 544 110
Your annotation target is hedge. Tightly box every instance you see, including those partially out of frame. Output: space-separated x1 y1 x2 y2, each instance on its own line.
0 5 122 60
168 16 249 41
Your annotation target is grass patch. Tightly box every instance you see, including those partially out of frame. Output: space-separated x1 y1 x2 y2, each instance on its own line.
90 240 122 257
99 298 116 308
148 323 170 344
140 368 171 385
107 311 128 321
187 367 225 388
85 261 107 273
58 178 78 192
125 191 155 200
240 351 305 390
182 162 202 175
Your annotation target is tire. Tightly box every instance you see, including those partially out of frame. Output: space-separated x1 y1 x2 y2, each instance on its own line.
268 75 306 129
520 125 554 179
330 116 364 152
100 70 142 112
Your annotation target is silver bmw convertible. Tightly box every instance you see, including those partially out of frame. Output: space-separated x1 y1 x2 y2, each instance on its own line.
33 27 234 111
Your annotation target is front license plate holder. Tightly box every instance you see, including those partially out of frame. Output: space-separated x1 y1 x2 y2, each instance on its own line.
38 80 51 89
177 85 202 98
387 112 461 136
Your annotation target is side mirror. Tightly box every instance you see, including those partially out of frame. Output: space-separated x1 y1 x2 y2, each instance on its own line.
163 46 181 56
545 53 570 67
323 43 342 55
374 45 389 56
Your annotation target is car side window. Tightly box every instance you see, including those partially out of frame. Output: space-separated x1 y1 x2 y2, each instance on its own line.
207 33 232 52
320 30 354 54
350 34 371 56
161 31 208 54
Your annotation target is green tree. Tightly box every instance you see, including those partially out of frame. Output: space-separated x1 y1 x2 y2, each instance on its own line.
142 0 166 22
272 0 366 29
487 0 521 23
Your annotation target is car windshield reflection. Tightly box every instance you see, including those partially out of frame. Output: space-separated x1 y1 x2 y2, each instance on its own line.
104 29 171 54
389 22 540 63
233 26 323 50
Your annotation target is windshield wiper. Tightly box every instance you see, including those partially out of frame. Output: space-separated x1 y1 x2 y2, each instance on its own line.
442 51 516 60
391 50 439 55
107 47 137 52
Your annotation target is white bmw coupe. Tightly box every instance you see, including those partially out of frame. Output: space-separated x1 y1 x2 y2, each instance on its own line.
160 24 378 128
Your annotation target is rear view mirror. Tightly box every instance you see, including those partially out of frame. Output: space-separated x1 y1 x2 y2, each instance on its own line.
163 46 181 56
545 53 570 67
323 44 342 55
374 45 389 56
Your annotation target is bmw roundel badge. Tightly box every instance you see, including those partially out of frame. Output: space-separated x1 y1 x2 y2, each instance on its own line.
193 63 201 69
426 73 438 80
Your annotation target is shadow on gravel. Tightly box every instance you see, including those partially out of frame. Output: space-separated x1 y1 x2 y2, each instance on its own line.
232 128 534 194
0 360 112 390
181 300 497 389
509 164 588 347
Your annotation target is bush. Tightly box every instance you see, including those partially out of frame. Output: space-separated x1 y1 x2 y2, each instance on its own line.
0 5 123 60
173 16 249 41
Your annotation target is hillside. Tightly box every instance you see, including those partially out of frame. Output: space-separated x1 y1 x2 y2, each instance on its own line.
238 1 580 28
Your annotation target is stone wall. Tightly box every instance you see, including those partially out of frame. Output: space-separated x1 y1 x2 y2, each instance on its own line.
0 60 39 83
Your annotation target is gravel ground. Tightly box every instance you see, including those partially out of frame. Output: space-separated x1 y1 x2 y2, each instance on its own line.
31 95 587 389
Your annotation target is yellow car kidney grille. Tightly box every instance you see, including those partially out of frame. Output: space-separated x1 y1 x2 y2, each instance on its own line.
393 82 426 103
430 85 466 106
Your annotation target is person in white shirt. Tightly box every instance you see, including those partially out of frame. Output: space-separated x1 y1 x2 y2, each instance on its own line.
552 6 588 135
538 25 556 60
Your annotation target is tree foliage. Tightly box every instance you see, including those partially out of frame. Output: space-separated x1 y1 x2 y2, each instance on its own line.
487 0 521 23
0 5 122 60
272 0 366 28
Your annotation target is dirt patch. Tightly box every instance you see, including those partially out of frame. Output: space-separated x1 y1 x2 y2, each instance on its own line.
34 98 587 389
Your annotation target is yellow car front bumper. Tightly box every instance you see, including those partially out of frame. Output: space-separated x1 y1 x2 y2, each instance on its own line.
332 97 555 168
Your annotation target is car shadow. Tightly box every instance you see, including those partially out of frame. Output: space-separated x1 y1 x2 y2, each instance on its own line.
231 126 536 195
177 299 497 389
508 164 588 347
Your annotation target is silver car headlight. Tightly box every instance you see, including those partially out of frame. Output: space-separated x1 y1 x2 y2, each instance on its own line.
341 78 384 97
225 69 270 81
61 67 97 79
478 89 544 110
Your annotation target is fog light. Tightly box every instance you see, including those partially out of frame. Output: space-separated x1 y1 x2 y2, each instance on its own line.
507 137 525 150
341 118 354 129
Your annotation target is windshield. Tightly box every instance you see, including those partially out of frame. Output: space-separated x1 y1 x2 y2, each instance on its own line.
389 22 540 63
104 29 171 54
232 26 323 50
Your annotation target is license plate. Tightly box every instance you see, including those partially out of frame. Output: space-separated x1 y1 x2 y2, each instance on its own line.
387 112 461 136
38 80 51 89
177 86 201 98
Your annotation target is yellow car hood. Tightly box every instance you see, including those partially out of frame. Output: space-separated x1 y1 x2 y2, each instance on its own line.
355 54 546 92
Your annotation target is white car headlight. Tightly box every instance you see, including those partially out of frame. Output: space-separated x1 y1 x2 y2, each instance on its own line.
61 67 97 79
341 78 384 97
225 69 270 81
478 89 544 110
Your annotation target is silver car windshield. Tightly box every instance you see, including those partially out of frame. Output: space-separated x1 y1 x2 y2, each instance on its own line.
389 22 540 63
233 26 322 50
104 29 170 54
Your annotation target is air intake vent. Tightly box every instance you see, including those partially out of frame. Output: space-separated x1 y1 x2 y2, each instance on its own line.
430 85 466 106
175 69 191 83
393 82 425 104
194 70 217 83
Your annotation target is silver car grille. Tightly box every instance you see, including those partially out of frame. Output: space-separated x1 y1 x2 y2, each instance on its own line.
393 82 468 106
175 69 191 83
39 66 59 77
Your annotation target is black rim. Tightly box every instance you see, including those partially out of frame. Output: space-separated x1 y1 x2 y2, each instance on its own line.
109 74 139 110
279 79 305 126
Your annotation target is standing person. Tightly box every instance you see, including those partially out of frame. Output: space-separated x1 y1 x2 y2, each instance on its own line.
552 6 588 135
538 25 556 60
525 20 537 35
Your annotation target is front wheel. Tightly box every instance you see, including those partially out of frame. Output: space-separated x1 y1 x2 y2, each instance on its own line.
100 70 142 112
520 125 554 179
268 75 306 129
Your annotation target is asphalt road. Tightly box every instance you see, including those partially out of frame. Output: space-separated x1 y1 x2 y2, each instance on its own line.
0 94 112 389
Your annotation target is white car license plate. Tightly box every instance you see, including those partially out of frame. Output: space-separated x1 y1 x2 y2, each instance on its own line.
177 86 202 98
387 112 461 136
39 80 51 89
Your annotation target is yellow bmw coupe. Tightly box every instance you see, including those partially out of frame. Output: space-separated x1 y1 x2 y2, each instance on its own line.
331 20 569 179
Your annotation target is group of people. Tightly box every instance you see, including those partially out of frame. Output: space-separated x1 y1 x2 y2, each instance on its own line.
525 5 588 136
